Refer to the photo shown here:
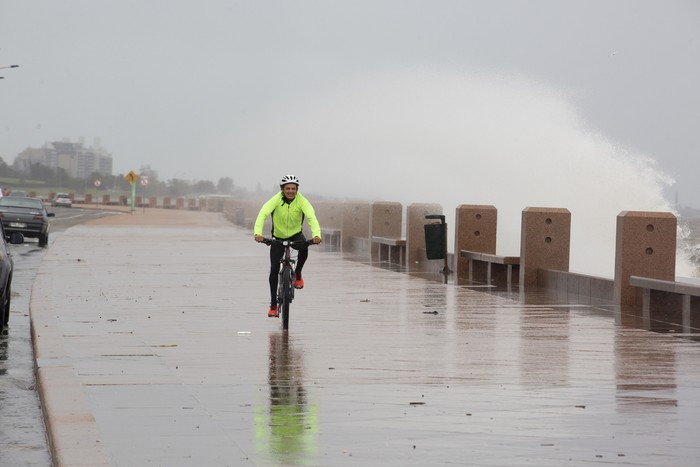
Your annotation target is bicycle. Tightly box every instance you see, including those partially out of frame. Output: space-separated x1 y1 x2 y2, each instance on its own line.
261 237 314 330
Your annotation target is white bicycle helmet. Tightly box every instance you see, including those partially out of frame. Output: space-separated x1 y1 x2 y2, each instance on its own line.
280 174 300 186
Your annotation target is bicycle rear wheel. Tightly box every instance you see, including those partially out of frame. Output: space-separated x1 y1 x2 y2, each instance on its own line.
280 267 293 330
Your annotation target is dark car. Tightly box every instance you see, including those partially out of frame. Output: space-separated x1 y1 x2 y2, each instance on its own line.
0 221 23 335
0 196 55 247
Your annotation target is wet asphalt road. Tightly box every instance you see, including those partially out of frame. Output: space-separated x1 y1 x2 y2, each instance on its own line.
0 207 119 467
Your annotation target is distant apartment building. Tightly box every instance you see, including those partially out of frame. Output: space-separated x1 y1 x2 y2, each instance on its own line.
13 139 113 179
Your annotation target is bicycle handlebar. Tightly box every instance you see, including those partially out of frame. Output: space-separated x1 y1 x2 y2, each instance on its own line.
260 237 315 247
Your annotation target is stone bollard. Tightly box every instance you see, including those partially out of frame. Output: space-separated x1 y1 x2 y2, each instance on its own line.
315 201 342 250
149 197 157 208
244 200 264 230
454 205 497 284
102 194 110 205
613 211 677 308
163 197 172 208
176 197 185 209
406 203 443 271
205 198 215 211
222 199 235 221
370 201 402 260
314 202 335 229
85 193 92 204
520 207 571 288
189 198 197 210
341 202 370 253
230 200 245 226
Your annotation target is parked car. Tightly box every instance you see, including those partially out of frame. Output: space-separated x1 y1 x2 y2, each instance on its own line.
0 221 24 335
52 192 72 208
0 196 55 247
9 190 27 197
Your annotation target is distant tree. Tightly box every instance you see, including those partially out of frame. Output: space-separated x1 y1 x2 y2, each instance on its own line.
217 177 234 194
28 162 55 180
101 173 130 192
49 167 70 188
193 179 216 194
0 157 18 178
232 185 250 198
167 178 190 197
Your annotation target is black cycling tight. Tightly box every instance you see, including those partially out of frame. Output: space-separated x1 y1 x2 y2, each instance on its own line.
268 233 308 307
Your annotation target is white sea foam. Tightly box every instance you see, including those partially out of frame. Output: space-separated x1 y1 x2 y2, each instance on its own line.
235 68 693 278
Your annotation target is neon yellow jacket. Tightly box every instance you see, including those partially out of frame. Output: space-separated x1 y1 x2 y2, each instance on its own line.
254 192 321 239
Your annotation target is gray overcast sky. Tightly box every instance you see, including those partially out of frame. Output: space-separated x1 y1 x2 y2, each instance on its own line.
1 1 699 213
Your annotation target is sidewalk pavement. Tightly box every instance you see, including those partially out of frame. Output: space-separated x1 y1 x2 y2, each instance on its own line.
31 208 700 466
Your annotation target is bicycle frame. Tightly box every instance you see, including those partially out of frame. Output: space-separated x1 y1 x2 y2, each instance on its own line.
262 238 313 330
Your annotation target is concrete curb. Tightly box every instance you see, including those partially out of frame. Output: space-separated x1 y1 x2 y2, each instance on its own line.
31 274 112 466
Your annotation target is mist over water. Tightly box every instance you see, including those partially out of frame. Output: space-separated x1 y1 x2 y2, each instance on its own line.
235 69 692 278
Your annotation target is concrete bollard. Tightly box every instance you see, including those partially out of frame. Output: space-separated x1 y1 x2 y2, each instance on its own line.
520 207 571 287
232 201 246 226
205 197 218 212
149 197 157 208
454 205 497 285
222 199 235 221
314 201 342 250
176 197 185 209
613 211 677 308
370 201 402 259
406 203 443 271
85 193 92 204
314 202 338 230
244 200 264 230
102 194 110 205
341 202 370 253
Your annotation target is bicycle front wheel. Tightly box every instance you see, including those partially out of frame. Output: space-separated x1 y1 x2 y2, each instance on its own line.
280 267 293 330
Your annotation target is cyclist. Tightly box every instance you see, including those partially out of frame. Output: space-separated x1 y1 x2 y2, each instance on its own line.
254 175 322 317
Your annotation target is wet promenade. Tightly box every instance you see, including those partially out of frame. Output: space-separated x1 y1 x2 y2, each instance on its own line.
30 209 700 466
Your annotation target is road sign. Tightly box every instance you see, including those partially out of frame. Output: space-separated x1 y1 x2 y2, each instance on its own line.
94 180 101 187
140 176 149 186
124 171 138 184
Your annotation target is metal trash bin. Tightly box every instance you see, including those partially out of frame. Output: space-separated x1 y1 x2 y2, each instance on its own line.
424 214 447 260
